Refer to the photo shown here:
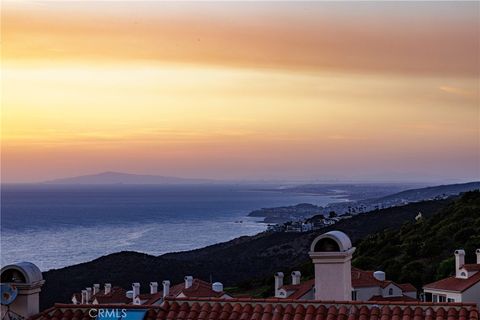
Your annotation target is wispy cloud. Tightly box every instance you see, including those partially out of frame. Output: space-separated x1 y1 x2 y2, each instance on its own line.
439 86 478 98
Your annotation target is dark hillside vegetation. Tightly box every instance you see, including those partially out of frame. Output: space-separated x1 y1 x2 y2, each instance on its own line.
231 191 479 297
40 196 453 309
352 190 480 288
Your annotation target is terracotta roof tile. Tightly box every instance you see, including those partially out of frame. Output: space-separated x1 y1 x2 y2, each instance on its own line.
462 264 480 272
423 272 480 292
28 298 479 320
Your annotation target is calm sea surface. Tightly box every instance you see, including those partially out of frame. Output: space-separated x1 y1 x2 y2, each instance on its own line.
1 184 345 271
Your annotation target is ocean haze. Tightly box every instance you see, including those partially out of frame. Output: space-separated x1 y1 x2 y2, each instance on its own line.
0 184 345 271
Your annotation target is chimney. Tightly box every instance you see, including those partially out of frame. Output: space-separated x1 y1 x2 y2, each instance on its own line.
274 272 284 297
373 271 386 281
81 290 87 304
104 283 111 295
93 284 100 296
162 280 171 298
150 282 158 294
455 249 465 278
291 271 301 285
0 262 45 319
85 287 92 303
309 231 355 301
132 283 140 298
184 276 193 289
476 249 480 264
212 282 223 292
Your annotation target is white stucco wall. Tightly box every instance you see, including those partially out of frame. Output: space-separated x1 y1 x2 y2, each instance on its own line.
354 286 381 301
462 283 480 307
382 283 403 297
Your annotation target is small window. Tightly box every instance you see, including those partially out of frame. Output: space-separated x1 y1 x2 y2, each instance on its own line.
447 298 455 302
439 295 447 302
432 295 438 302
460 272 467 277
388 288 393 296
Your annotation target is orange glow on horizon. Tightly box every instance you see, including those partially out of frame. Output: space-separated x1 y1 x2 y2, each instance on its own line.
1 1 479 182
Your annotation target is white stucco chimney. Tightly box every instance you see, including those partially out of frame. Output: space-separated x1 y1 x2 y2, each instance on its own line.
274 272 284 297
104 283 111 295
162 280 170 298
85 287 92 303
476 249 480 264
291 271 301 285
81 290 87 304
0 262 45 318
309 231 355 301
93 284 100 296
150 282 158 294
132 283 140 298
184 276 193 289
455 249 465 278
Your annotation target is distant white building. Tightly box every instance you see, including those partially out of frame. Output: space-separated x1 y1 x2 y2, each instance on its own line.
423 249 480 306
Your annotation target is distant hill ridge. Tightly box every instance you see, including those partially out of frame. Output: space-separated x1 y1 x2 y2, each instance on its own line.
43 171 217 185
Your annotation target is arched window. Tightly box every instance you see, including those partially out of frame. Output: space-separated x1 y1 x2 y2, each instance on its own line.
388 288 393 296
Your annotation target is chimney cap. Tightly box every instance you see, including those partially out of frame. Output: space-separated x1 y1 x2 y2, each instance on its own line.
476 249 480 254
455 249 465 255
291 271 301 276
310 231 352 253
150 282 158 286
275 272 284 277
0 262 44 285
162 280 171 285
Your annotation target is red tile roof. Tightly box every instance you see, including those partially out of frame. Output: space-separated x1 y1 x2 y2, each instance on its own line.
423 271 480 293
463 264 480 272
351 268 384 288
29 298 479 320
280 280 315 299
93 287 131 304
168 279 226 298
397 284 417 293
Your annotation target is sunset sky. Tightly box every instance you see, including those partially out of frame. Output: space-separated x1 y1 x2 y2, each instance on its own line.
2 1 479 183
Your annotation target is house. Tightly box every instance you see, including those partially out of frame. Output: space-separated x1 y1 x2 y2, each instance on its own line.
71 284 130 305
423 249 480 306
71 277 232 306
132 277 232 305
273 231 417 302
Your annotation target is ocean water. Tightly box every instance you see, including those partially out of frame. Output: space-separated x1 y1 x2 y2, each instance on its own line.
0 184 345 271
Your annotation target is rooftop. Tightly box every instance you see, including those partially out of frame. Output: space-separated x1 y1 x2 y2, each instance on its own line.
30 298 479 320
423 272 480 293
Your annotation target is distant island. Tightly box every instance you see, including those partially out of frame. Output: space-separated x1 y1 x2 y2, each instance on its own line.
42 171 218 185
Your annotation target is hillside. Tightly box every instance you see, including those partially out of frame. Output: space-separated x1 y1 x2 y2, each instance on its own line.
229 191 480 297
352 190 480 288
40 197 452 310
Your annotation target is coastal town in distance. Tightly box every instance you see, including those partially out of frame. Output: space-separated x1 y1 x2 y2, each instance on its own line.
1 1 479 320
